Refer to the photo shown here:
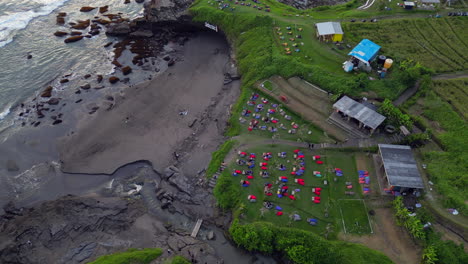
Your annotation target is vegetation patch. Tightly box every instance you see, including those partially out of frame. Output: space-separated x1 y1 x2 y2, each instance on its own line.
88 248 163 264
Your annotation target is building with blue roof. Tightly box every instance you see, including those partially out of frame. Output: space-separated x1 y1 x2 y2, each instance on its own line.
348 39 381 66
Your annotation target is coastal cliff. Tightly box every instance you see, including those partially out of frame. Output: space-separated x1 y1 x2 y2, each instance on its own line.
143 0 194 23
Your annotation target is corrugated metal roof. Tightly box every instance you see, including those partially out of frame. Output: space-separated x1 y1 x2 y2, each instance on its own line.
333 96 386 129
316 22 343 36
421 0 439 3
378 144 424 189
404 1 416 6
348 39 381 62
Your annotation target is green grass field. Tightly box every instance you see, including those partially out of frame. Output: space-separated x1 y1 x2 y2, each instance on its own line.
230 144 372 235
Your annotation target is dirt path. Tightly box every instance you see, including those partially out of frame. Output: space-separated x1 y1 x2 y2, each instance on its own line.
340 208 422 264
394 80 420 106
431 71 468 80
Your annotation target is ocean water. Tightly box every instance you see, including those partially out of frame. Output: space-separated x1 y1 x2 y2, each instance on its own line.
0 0 144 129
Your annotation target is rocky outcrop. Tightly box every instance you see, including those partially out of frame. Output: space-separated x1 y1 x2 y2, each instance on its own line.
80 6 96 12
0 196 144 264
64 36 84 43
105 22 131 36
99 6 109 13
277 0 348 9
109 77 120 84
122 66 132 75
70 19 90 30
143 0 193 23
40 86 53 98
54 31 68 37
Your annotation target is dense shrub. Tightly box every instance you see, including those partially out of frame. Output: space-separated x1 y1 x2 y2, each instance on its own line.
379 99 413 127
229 220 393 264
213 170 241 210
206 140 236 177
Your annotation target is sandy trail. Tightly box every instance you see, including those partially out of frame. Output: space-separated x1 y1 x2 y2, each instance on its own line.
59 32 239 174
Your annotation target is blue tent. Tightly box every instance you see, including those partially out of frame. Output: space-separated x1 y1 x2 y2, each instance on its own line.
348 39 380 64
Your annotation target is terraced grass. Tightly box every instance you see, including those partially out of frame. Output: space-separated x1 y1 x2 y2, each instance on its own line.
432 78 468 119
342 18 468 73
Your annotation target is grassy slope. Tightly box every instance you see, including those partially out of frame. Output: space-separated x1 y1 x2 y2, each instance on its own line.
405 81 468 214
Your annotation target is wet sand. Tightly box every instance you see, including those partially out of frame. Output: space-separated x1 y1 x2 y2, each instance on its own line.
59 31 238 175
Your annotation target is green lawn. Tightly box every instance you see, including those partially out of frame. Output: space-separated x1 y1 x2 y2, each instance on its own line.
88 248 163 264
230 144 372 235
339 199 372 234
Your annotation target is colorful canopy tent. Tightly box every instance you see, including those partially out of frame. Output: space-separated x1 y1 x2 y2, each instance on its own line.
315 22 343 42
378 144 424 193
348 39 381 66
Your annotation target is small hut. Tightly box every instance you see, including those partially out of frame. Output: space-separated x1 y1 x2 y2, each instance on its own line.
404 1 416 9
315 22 343 42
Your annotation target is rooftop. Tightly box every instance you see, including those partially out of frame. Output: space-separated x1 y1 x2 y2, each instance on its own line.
348 39 381 62
316 22 343 36
333 96 386 129
378 144 424 189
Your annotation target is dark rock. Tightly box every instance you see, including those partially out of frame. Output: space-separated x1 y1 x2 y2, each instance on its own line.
136 0 145 3
80 6 96 12
105 95 114 101
130 30 153 38
75 90 81 94
104 42 113 48
99 6 109 13
168 59 175 66
6 160 19 172
97 75 103 83
54 31 68 37
34 121 41 127
144 0 193 23
57 12 67 17
47 98 60 105
89 29 100 36
122 66 132 75
94 86 105 90
71 19 90 30
94 19 111 25
70 31 82 36
56 16 65 24
84 34 92 38
124 0 131 4
27 54 33 59
80 84 91 90
64 36 84 43
163 56 171 61
84 74 91 79
109 76 120 84
112 60 122 67
41 86 53 98
106 22 131 36
60 79 69 84
52 120 63 125
90 24 100 30
75 99 83 103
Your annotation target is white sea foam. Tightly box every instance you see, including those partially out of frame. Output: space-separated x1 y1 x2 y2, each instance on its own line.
0 105 10 120
0 0 69 47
